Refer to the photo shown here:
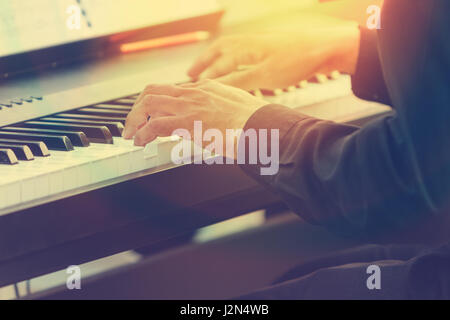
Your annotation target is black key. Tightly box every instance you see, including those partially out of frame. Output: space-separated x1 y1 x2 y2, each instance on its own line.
92 104 132 111
0 132 74 151
107 98 136 106
0 139 50 157
16 121 113 144
310 74 328 83
2 127 89 147
0 144 34 160
10 98 23 105
52 113 125 124
0 148 18 165
0 101 12 108
69 107 129 118
40 117 124 137
259 89 276 96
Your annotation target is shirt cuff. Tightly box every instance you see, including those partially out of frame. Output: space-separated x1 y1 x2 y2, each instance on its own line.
243 104 309 138
238 104 310 177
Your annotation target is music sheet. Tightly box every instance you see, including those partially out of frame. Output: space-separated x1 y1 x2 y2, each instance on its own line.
0 0 220 58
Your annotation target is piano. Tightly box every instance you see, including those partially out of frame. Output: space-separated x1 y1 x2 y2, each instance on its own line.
0 69 390 216
0 0 391 293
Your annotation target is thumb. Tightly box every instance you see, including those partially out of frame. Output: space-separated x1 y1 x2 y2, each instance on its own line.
200 56 237 80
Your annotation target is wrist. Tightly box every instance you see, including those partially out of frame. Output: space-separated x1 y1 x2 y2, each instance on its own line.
335 22 361 75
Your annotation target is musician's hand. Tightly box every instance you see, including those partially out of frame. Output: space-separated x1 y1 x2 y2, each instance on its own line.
187 17 360 90
123 80 268 157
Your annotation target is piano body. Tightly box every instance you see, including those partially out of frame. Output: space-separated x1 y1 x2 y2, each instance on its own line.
0 0 391 293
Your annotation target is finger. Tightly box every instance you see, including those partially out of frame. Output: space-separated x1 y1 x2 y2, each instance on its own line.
215 65 266 91
141 94 191 115
199 56 237 80
134 84 194 107
123 95 187 139
148 110 174 118
187 47 221 79
189 79 250 101
123 106 150 139
134 116 189 146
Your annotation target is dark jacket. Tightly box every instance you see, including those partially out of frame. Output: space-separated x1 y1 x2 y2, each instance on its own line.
241 0 450 244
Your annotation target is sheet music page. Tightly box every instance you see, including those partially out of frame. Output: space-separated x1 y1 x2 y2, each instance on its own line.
0 0 93 57
0 0 220 58
83 0 220 34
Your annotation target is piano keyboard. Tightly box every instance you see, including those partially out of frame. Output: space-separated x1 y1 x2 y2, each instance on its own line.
0 72 354 214
252 72 352 108
0 94 185 213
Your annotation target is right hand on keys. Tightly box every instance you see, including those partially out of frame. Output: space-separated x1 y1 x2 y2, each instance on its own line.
188 16 361 91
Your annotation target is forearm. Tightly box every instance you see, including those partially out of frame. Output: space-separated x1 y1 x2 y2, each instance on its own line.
305 0 384 26
299 8 391 105
318 19 391 106
351 27 391 105
239 105 429 239
293 17 361 76
326 19 361 75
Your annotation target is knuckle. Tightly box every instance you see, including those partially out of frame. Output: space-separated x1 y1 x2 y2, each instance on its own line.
144 84 156 92
143 94 153 104
199 79 217 89
188 86 205 96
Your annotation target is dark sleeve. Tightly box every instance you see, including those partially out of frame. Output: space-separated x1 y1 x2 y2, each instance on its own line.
239 0 450 240
351 27 391 106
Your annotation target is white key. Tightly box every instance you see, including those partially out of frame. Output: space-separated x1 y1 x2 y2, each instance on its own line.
0 135 180 211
